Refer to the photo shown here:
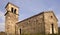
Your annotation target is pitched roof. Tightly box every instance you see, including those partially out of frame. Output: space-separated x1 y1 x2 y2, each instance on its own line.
17 11 58 24
44 11 58 21
17 12 44 24
5 2 19 8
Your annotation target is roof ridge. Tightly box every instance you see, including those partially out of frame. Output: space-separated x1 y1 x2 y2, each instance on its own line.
5 2 19 8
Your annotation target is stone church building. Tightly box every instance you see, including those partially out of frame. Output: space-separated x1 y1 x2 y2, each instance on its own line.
5 2 58 35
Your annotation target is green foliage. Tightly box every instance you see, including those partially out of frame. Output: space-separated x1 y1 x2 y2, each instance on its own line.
0 27 60 35
21 33 45 35
21 33 60 35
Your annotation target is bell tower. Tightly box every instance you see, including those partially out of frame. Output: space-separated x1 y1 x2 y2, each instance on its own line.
5 2 19 35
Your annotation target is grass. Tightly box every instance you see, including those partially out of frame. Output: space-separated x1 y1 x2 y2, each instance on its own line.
0 33 60 35
0 27 60 35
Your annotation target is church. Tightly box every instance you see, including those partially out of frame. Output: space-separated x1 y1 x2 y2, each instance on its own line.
5 2 58 35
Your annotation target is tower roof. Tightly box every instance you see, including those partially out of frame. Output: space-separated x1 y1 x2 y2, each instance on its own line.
5 2 19 8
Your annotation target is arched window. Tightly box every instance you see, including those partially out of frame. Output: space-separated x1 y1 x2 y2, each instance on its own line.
14 9 16 14
11 7 13 13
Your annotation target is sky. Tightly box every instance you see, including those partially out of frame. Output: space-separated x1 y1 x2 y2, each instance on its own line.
0 0 60 31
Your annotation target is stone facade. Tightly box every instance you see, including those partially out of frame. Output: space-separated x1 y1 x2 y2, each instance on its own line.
44 12 58 34
16 12 44 35
16 11 58 35
5 2 19 35
5 2 58 35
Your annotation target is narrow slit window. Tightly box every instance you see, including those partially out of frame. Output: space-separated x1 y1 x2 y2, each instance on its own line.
11 7 13 13
51 24 54 34
14 9 16 14
20 29 21 35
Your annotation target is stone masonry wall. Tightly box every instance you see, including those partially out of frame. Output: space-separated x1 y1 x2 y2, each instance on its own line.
5 12 18 35
44 12 58 34
17 13 45 35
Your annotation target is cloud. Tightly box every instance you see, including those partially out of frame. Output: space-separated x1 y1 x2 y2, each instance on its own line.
0 23 5 31
0 11 5 31
0 11 5 22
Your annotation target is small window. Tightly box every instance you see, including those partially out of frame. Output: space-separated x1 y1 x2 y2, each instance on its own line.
11 7 13 13
36 19 38 22
14 9 16 14
51 16 53 18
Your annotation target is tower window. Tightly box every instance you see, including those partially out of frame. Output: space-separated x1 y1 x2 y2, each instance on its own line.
11 7 13 13
14 9 16 14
